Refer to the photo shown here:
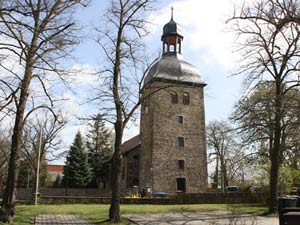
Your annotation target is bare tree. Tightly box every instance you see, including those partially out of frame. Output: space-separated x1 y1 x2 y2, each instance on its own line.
19 113 66 188
94 0 156 222
207 120 247 191
228 0 300 213
207 121 231 191
0 1 88 222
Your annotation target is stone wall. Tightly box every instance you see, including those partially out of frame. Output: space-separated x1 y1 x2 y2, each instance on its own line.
11 188 267 204
16 188 111 201
37 192 268 205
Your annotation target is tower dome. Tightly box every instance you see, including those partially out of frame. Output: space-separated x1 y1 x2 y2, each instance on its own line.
144 8 205 86
144 54 204 85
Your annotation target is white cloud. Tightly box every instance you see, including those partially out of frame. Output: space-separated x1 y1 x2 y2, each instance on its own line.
69 64 99 85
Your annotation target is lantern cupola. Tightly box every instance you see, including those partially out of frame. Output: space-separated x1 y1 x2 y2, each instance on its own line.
161 7 183 55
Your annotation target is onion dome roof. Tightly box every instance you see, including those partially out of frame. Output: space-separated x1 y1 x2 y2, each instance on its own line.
144 54 204 85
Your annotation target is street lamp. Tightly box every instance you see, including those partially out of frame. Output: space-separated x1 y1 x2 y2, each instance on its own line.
34 126 43 206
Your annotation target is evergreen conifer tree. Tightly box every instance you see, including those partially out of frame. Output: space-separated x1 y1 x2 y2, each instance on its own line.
86 114 112 188
63 131 91 188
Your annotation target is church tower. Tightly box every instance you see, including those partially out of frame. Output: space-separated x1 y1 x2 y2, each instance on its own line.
139 10 208 194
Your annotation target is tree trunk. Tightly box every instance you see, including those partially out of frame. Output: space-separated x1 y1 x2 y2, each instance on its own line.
214 157 219 188
268 80 282 213
0 50 34 222
109 123 122 222
109 152 121 222
0 75 31 223
269 137 280 213
0 135 20 223
220 156 228 192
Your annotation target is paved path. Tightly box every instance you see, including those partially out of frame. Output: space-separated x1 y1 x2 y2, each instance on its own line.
34 212 279 225
34 215 95 225
125 211 279 225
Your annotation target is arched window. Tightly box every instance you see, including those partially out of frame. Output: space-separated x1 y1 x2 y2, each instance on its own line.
170 92 178 104
183 92 190 105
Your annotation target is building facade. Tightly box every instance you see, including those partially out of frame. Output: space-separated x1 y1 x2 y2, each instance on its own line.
120 135 140 192
121 12 208 195
139 13 208 194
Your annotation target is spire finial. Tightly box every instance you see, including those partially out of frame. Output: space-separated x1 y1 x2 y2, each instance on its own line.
171 6 174 20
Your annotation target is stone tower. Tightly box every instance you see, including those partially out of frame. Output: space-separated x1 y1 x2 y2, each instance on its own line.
139 11 208 195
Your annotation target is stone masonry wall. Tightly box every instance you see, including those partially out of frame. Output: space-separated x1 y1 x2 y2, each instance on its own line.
16 188 111 201
37 192 267 204
140 81 208 194
139 88 155 193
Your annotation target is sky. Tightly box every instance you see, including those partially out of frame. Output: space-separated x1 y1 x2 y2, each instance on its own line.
39 0 246 163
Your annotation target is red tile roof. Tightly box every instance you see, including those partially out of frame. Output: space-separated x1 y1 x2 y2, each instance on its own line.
121 134 140 155
47 165 64 173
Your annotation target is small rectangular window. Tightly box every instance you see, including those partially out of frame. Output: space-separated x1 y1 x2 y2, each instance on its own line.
178 160 185 170
177 116 183 124
176 178 186 192
177 137 184 147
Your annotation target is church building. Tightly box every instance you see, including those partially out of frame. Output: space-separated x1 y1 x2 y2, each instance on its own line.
121 11 208 195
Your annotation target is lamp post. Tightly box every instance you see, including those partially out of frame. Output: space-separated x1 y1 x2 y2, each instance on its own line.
34 126 43 206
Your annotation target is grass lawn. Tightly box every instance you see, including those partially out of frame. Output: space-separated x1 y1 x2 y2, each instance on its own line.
12 203 268 225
